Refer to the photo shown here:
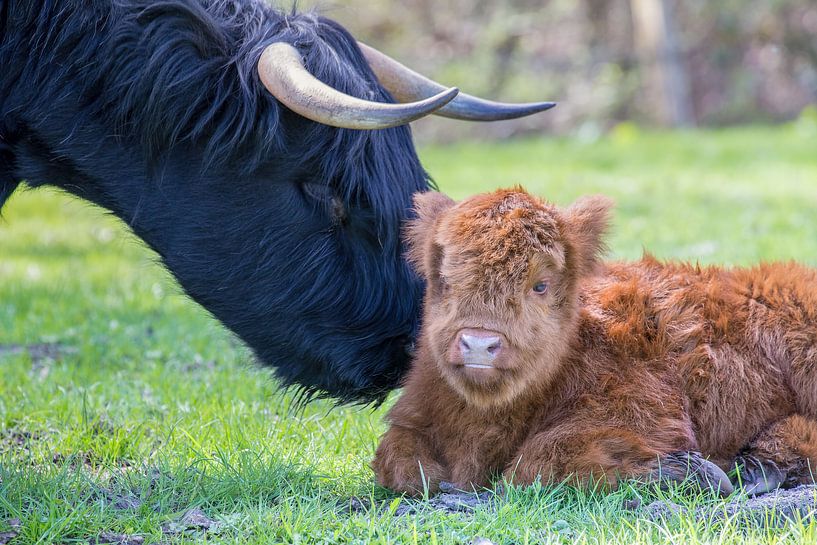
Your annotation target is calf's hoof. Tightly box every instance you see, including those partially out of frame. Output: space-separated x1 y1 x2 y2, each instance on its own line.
732 455 785 496
647 451 734 497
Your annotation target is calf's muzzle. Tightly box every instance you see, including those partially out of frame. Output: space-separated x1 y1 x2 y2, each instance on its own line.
453 328 505 368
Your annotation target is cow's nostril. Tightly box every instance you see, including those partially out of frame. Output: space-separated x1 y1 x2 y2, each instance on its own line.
487 339 502 354
459 336 472 354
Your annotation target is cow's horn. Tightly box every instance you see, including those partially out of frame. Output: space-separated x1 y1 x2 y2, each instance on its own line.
258 43 459 130
358 43 556 121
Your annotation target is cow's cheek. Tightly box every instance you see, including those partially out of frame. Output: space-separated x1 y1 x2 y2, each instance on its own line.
426 303 461 356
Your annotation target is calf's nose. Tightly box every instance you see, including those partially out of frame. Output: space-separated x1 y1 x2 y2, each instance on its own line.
458 330 502 364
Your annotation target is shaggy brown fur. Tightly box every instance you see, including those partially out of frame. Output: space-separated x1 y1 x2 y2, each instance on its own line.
371 187 817 496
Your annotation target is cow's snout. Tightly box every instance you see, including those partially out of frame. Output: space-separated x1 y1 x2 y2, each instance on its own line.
453 328 504 367
460 332 502 359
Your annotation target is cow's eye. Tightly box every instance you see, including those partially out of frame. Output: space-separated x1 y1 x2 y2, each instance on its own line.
301 182 347 225
301 181 332 202
532 281 548 294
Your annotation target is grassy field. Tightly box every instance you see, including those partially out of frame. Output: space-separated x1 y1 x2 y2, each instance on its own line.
1 125 817 544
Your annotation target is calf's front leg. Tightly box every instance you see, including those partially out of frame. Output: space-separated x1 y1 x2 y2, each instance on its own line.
504 425 732 496
371 425 446 496
504 426 664 488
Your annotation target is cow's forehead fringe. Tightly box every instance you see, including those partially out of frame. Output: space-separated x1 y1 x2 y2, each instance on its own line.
437 189 563 290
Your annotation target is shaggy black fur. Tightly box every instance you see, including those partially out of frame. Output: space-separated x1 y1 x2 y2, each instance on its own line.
0 0 431 403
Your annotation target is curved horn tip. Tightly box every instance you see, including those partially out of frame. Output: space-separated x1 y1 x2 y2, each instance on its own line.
435 98 557 122
516 100 558 116
359 41 558 121
432 87 460 106
534 102 558 111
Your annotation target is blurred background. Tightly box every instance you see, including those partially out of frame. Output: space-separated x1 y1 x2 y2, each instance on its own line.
303 0 817 142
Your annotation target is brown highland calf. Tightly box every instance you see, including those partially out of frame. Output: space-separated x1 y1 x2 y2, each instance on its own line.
372 188 817 497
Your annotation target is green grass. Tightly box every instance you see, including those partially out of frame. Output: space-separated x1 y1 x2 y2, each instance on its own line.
1 125 817 544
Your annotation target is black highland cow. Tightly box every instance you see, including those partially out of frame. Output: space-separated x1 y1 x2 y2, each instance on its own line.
0 0 552 402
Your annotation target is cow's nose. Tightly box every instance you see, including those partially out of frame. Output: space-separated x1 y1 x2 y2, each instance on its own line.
459 331 502 364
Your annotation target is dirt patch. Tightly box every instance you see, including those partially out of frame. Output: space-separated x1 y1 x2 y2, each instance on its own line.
0 429 41 447
352 482 816 528
90 485 144 512
50 451 98 470
0 342 77 363
643 485 817 525
161 508 221 535
0 519 21 545
349 483 494 517
0 428 46 457
421 488 494 515
96 531 145 545
0 342 78 381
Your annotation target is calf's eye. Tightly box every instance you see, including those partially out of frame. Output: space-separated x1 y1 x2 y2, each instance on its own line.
532 281 548 294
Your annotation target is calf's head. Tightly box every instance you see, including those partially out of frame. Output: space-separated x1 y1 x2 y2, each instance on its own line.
407 188 612 408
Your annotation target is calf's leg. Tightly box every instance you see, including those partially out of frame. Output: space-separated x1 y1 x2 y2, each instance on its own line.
371 425 446 496
503 424 732 495
735 414 817 494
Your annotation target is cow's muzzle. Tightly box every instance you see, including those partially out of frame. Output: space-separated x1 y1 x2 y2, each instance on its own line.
448 328 507 370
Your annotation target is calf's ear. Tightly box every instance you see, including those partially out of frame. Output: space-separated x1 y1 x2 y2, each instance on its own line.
404 191 455 279
564 195 614 275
